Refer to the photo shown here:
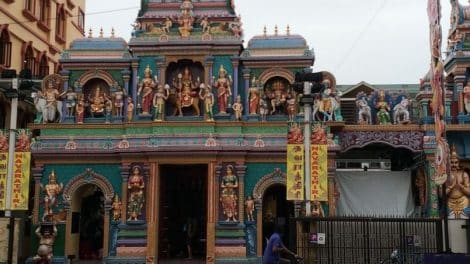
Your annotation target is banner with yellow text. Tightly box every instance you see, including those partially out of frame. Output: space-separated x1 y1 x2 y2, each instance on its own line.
311 145 328 201
10 152 30 210
0 153 7 210
287 144 304 201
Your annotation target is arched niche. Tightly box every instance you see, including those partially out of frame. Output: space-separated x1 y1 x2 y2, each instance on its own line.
165 59 205 86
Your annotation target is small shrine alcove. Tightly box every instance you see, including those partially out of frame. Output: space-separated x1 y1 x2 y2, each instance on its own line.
82 78 112 118
263 77 292 115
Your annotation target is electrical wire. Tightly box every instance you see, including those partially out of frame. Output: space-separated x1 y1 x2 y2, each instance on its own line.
335 0 389 70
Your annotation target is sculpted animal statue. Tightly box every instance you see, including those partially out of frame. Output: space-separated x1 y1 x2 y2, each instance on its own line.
356 97 371 125
33 96 63 124
393 98 410 124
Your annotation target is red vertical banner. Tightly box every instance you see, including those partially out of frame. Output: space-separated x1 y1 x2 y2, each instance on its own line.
311 145 328 201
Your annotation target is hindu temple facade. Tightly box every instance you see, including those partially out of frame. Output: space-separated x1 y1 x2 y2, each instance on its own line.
24 0 470 263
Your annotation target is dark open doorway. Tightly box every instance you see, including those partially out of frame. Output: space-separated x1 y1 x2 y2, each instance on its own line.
262 185 295 253
159 165 207 262
77 185 104 261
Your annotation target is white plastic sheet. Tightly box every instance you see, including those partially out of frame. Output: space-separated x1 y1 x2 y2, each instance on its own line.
336 171 415 217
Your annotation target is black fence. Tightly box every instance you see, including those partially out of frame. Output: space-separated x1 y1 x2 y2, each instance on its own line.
295 217 443 264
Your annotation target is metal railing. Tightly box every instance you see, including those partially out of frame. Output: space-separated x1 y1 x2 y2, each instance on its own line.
294 217 443 264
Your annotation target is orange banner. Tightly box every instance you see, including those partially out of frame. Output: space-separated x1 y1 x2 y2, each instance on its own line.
287 144 304 201
311 145 328 201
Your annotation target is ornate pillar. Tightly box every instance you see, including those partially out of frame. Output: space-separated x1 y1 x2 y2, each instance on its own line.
454 74 465 115
327 148 340 216
255 199 262 257
131 61 139 116
103 198 112 257
205 56 214 85
235 164 246 223
156 58 166 86
207 161 217 264
146 162 159 263
32 165 44 225
242 69 251 118
231 57 240 102
122 70 131 121
120 164 131 224
64 199 72 255
60 70 70 122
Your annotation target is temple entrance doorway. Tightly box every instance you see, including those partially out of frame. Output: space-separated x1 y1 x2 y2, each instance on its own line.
159 165 207 263
262 184 295 254
70 184 105 262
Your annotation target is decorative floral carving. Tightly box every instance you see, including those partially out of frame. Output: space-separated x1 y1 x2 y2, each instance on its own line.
339 131 424 152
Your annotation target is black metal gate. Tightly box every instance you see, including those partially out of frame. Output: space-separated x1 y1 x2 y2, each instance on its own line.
295 217 443 264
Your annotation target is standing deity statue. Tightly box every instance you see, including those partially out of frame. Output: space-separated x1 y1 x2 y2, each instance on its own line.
138 65 158 115
200 16 210 33
259 91 269 122
220 165 238 222
41 170 63 221
127 166 145 221
286 91 297 122
153 85 169 121
75 98 85 124
245 195 255 222
33 224 58 263
111 194 122 222
374 90 391 124
162 17 173 34
446 146 470 219
232 95 243 121
199 84 215 121
113 84 126 117
127 97 135 122
212 65 232 114
249 80 260 115
64 88 77 117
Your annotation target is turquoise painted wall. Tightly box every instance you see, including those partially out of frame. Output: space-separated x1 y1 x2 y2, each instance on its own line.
245 163 286 197
138 56 160 78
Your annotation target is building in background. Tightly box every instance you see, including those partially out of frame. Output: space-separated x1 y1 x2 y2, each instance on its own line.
20 0 470 264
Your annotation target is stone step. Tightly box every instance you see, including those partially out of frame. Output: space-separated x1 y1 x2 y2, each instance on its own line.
117 230 148 238
215 238 246 246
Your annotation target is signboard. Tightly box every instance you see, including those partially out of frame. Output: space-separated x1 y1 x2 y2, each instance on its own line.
309 232 326 245
0 153 7 210
10 152 30 210
287 144 304 200
311 145 328 201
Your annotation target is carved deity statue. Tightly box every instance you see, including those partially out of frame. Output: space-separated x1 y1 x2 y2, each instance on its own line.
199 84 214 121
162 17 173 34
220 165 238 222
232 95 243 121
113 84 126 117
249 77 260 115
245 195 255 222
0 130 8 152
127 97 135 122
37 77 65 123
213 65 232 114
64 88 77 117
464 84 470 115
172 66 201 116
200 16 210 33
286 91 297 122
374 90 391 125
33 224 58 263
311 124 327 145
42 170 63 221
15 129 30 152
128 166 145 221
446 146 470 219
153 85 169 121
287 123 304 144
111 194 122 222
229 16 243 38
178 0 195 37
75 98 85 124
89 86 108 117
259 91 269 122
268 80 287 115
138 65 158 115
356 94 371 125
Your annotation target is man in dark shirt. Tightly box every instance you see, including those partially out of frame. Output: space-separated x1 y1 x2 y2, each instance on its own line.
263 224 298 264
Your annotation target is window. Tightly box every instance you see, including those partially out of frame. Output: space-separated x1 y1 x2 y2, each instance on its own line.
38 53 49 78
39 0 50 26
25 0 34 12
23 44 36 76
0 27 12 68
77 8 85 30
55 4 66 42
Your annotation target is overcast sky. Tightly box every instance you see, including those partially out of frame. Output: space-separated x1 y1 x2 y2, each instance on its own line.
85 0 459 85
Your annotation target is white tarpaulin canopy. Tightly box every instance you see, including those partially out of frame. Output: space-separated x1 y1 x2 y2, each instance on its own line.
336 171 415 217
